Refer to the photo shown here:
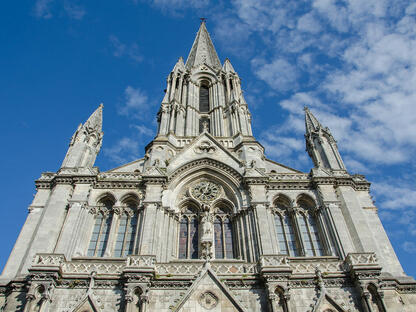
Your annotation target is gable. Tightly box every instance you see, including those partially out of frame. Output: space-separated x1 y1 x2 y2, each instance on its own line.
174 268 246 312
167 133 243 176
72 296 98 312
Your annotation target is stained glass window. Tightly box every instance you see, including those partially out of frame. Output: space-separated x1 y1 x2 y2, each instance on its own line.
178 218 188 259
199 86 209 112
114 212 139 258
224 218 234 259
274 215 288 255
308 214 323 256
214 218 223 259
189 217 199 259
87 211 113 257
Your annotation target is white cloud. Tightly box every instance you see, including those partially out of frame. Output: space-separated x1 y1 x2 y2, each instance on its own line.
252 58 299 92
34 0 54 19
109 35 143 63
119 86 149 118
131 124 154 137
403 241 416 254
64 1 86 20
103 137 139 164
34 0 86 20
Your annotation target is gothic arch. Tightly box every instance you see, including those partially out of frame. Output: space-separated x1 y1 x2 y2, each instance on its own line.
120 192 141 205
94 192 116 205
296 193 317 208
273 194 292 209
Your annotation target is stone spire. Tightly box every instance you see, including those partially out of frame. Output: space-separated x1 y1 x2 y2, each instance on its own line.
185 21 221 70
304 106 323 134
61 104 104 169
304 107 346 170
222 58 236 73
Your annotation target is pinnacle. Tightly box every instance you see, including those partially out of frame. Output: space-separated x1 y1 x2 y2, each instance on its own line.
185 22 221 70
84 104 103 132
222 58 236 73
304 107 322 134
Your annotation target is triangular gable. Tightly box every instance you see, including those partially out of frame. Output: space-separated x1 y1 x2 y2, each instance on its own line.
72 294 99 312
167 132 243 176
313 293 346 312
106 158 145 173
174 265 247 312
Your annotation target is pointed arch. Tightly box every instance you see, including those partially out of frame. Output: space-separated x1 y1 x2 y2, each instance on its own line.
275 286 289 312
95 192 116 205
368 283 386 312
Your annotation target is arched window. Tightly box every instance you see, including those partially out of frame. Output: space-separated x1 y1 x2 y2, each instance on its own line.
114 200 142 257
214 206 235 259
273 196 299 256
199 85 209 112
178 206 199 259
297 196 324 256
87 199 113 257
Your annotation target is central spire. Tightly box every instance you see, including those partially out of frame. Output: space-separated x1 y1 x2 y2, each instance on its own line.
185 21 221 70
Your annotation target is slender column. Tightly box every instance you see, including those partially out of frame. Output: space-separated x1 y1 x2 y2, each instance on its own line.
168 106 176 133
104 209 120 257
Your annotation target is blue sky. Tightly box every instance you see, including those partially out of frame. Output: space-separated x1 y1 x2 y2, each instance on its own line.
1 0 415 277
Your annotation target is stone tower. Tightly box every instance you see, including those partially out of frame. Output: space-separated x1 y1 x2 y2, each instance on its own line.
1 22 415 312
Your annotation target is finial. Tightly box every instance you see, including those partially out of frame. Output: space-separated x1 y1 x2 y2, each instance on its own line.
99 103 104 108
200 17 207 24
303 105 309 112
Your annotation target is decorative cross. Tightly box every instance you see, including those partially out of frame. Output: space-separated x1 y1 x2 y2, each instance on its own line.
200 17 207 23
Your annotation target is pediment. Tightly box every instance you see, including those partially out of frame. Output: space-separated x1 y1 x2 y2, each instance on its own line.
72 295 99 312
174 266 247 312
167 132 243 176
313 293 346 312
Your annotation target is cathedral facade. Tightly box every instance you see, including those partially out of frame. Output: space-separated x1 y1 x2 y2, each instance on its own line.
1 22 415 312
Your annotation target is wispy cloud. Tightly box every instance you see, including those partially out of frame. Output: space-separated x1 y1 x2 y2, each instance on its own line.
64 0 86 20
103 137 140 164
34 0 54 19
109 35 143 63
33 0 86 20
119 86 149 119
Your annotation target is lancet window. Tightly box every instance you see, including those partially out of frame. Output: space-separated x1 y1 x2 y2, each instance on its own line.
114 199 143 257
214 205 235 259
273 194 325 257
368 284 386 312
178 206 199 259
273 196 299 256
199 84 209 112
87 199 113 257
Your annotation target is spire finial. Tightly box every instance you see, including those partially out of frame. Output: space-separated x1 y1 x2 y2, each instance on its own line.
200 17 207 24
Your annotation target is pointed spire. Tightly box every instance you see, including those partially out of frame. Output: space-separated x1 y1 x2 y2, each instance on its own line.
84 103 103 132
173 57 185 72
304 106 322 134
222 58 235 73
185 21 221 70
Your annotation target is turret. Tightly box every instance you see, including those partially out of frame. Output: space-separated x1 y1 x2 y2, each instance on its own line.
155 22 253 138
304 107 346 170
61 104 103 169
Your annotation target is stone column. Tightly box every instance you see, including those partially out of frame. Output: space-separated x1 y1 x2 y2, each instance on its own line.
104 207 121 257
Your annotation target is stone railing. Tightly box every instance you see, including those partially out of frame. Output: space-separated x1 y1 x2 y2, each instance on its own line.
126 255 156 269
269 173 309 180
345 252 378 269
260 255 289 268
32 254 66 267
155 261 258 276
63 261 125 275
98 172 141 180
290 258 344 274
260 255 344 274
156 262 204 276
